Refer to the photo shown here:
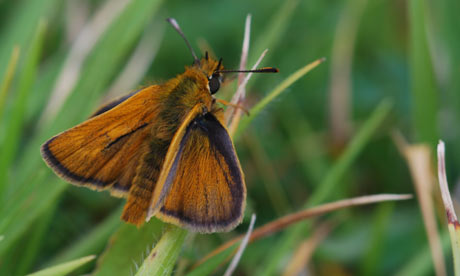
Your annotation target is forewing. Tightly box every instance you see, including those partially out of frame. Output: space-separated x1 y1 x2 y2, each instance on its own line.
41 85 162 196
148 109 246 233
90 89 140 117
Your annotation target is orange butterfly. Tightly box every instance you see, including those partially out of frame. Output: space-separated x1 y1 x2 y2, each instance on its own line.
41 18 277 233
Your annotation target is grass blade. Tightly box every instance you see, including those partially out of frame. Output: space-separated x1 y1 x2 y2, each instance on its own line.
283 221 334 276
26 255 96 276
393 133 446 276
224 214 256 276
0 20 46 197
0 46 20 117
134 226 188 276
93 219 164 276
0 0 57 80
308 100 392 206
409 0 438 145
41 0 131 122
397 230 452 276
329 0 368 146
46 206 122 266
14 203 56 275
235 57 325 139
250 0 299 66
437 141 460 274
360 203 395 275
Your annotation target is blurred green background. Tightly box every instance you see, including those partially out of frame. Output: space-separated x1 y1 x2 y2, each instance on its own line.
0 0 459 275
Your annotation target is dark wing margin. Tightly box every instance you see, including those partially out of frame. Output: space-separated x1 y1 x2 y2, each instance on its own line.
91 89 141 117
40 122 148 189
41 137 107 187
150 112 246 233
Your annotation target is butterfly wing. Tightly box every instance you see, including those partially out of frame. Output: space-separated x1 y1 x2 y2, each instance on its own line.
90 89 140 117
41 85 162 197
147 105 246 233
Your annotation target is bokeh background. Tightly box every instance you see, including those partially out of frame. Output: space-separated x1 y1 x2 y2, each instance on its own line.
0 0 459 275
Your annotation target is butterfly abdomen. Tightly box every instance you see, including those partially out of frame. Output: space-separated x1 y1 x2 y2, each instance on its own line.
121 137 170 225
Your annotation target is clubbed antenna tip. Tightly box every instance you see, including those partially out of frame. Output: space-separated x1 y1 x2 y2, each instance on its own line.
166 18 199 64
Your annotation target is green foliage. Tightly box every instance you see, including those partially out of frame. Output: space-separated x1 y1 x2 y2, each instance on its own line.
0 0 457 275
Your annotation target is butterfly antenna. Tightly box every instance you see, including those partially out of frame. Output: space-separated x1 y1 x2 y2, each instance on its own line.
215 67 279 74
216 58 223 71
167 18 199 64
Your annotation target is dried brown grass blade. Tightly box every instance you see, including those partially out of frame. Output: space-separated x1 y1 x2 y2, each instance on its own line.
437 140 460 273
195 193 412 268
329 0 368 148
282 221 335 276
393 131 446 276
227 49 268 136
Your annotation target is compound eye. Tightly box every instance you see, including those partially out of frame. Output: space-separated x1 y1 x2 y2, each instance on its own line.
208 73 221 94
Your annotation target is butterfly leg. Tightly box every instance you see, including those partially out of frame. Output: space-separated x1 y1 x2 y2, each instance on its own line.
215 99 249 115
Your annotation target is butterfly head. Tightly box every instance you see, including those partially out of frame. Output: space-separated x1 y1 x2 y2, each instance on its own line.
194 53 224 95
167 18 278 97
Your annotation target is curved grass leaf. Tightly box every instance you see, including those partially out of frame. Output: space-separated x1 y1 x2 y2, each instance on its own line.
134 225 188 276
235 57 325 139
26 255 95 276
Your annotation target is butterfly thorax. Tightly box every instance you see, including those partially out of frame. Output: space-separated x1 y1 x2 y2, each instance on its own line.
152 57 223 140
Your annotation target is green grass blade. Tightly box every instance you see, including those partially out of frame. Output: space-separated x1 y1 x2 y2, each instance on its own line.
0 178 63 256
92 219 164 276
360 203 395 275
14 203 56 275
0 0 57 81
397 230 451 276
436 0 460 163
26 255 96 276
186 245 239 276
135 225 188 276
46 206 122 266
307 100 392 206
258 100 392 275
0 0 163 259
278 101 330 185
0 20 46 197
235 57 325 139
250 0 299 66
408 0 438 145
0 46 20 117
